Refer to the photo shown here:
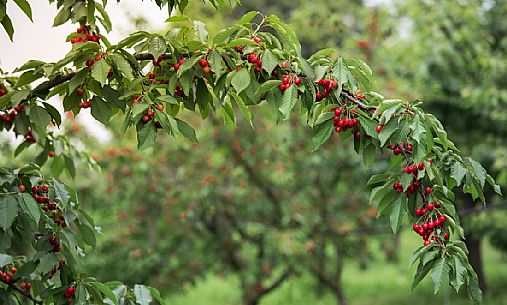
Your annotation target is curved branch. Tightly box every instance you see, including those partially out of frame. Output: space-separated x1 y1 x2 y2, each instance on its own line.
0 279 43 304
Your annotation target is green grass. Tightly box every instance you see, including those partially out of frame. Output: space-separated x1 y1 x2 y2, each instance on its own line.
166 233 507 305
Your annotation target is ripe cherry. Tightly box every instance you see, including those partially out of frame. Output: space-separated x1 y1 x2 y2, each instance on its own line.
86 59 95 67
142 115 149 122
148 72 156 79
199 59 208 67
48 151 55 157
76 87 84 96
32 186 39 193
203 66 211 73
294 77 302 85
425 187 432 194
147 109 154 116
155 104 164 111
376 125 383 133
49 236 57 245
406 144 413 151
354 131 360 139
331 80 338 89
316 92 324 101
439 215 446 223
426 203 434 211
41 185 49 192
281 61 288 68
173 63 180 71
434 201 441 208
444 232 449 240
282 77 290 85
18 185 26 192
418 162 425 170
423 240 431 246
253 37 262 43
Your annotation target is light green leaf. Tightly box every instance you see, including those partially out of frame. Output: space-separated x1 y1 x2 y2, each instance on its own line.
389 196 405 234
30 105 51 128
0 253 13 267
137 122 157 150
112 54 134 79
134 284 152 305
17 193 40 224
279 85 297 120
431 257 449 294
193 20 208 43
149 35 167 60
261 49 278 75
231 68 251 94
176 119 198 143
53 180 70 205
312 120 333 151
91 59 111 86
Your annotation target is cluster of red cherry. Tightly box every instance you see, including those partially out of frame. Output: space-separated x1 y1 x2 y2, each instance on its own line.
0 81 7 96
315 78 340 101
0 266 17 283
21 184 67 228
64 287 77 304
278 74 302 91
70 25 101 44
412 199 449 246
0 102 24 127
78 99 92 109
332 108 360 133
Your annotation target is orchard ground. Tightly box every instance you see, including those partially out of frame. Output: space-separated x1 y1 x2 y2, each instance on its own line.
166 232 507 305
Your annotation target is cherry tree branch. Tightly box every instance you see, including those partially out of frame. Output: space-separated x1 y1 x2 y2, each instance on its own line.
0 279 42 304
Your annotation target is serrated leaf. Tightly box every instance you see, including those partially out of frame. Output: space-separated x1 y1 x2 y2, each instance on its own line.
193 20 208 43
69 69 89 95
134 285 152 305
389 195 405 234
77 222 96 248
469 159 486 189
254 80 282 100
112 54 134 79
452 256 466 292
312 120 333 151
0 195 17 231
279 85 297 120
37 253 58 274
137 122 157 150
237 11 258 25
176 119 197 143
431 257 449 294
231 68 251 94
177 55 200 78
53 180 70 205
149 35 167 60
17 193 40 225
378 119 398 146
91 282 119 305
91 96 112 124
451 161 467 186
30 105 51 128
261 49 278 75
91 59 111 86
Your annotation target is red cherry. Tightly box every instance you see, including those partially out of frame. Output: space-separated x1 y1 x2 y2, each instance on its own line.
86 59 95 67
406 144 413 152
173 63 180 71
420 209 427 215
376 125 383 133
18 185 26 192
331 80 338 89
316 92 324 101
439 215 446 223
354 131 360 139
434 201 441 208
203 66 211 73
334 108 342 116
49 236 57 245
199 59 208 67
412 224 420 231
281 61 288 68
254 66 261 73
253 37 262 43
415 208 421 216
357 93 366 99
147 109 154 116
76 87 84 96
32 186 39 193
0 89 6 96
425 187 432 194
282 77 290 85
48 151 55 157
426 203 434 211
418 228 425 236
155 104 164 111
294 77 301 85
444 232 449 240
142 115 150 122
10 267 16 274
422 223 429 231
424 240 431 246
41 185 49 192
418 162 425 170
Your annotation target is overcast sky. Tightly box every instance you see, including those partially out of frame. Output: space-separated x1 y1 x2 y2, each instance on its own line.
0 0 169 71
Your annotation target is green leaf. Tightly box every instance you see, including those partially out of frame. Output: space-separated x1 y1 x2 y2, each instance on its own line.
176 119 198 143
451 256 466 292
91 59 111 86
132 103 150 117
0 253 13 267
112 54 134 80
411 259 436 291
279 85 298 120
254 80 282 100
0 195 17 231
229 92 253 127
77 222 97 248
87 0 96 26
213 27 238 45
231 68 251 94
69 69 89 96
149 287 167 305
15 71 43 88
17 193 40 225
91 96 112 124
13 0 32 21
165 15 191 23
149 35 167 60
451 161 467 186
37 253 58 274
400 173 413 191
137 122 157 150
208 50 224 74
193 20 208 43
432 257 449 294
378 119 398 146
237 11 258 25
1 15 14 41
134 284 152 305
312 120 333 151
261 49 278 75
30 105 51 128
177 55 200 78
53 8 70 26
42 102 62 126
469 159 486 189
53 180 70 205
91 282 119 305
367 174 392 186
389 196 405 234
363 143 376 167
